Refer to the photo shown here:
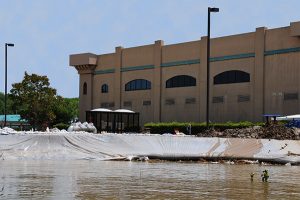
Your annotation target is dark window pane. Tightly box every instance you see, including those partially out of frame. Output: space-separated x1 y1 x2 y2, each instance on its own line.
173 77 177 87
166 80 170 88
147 81 151 89
184 76 189 86
191 77 196 85
101 84 108 93
214 70 250 85
228 71 235 83
83 82 87 95
141 79 146 89
135 79 141 89
130 82 133 90
240 72 250 82
125 79 151 91
181 76 185 86
165 75 196 88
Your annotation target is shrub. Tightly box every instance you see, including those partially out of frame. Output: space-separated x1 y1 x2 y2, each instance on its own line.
144 121 264 135
53 123 69 130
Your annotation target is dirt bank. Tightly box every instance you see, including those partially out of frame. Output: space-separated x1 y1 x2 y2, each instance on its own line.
198 124 300 140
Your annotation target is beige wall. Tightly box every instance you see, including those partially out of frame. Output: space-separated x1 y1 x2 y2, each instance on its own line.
70 21 300 126
122 69 154 124
161 64 200 122
162 41 200 62
210 32 255 57
79 73 93 121
264 52 300 115
96 53 115 70
122 45 154 67
93 73 115 109
265 27 300 51
210 58 254 122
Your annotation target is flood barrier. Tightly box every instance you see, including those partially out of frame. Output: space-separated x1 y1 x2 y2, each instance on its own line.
0 133 299 164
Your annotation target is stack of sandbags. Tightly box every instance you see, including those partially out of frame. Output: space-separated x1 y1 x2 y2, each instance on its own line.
67 122 97 133
0 127 15 135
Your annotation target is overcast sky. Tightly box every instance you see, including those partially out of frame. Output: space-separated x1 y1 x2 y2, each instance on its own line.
1 0 300 97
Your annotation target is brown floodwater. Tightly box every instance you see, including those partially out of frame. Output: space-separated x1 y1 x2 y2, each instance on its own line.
0 160 299 199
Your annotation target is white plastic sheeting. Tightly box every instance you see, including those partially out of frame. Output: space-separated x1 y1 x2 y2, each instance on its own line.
0 133 299 164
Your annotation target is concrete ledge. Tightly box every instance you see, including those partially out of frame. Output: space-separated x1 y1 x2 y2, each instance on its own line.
290 21 300 37
69 53 97 66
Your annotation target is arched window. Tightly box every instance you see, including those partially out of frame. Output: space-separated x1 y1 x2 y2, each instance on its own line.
101 84 108 93
83 82 87 95
166 75 196 88
125 79 151 91
214 70 250 85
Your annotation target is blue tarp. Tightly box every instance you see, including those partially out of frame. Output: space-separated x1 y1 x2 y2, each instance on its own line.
286 120 300 128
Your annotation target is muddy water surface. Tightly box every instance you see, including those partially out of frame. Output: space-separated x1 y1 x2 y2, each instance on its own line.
0 160 299 199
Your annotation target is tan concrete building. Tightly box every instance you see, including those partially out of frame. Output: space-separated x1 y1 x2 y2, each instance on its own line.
70 21 300 126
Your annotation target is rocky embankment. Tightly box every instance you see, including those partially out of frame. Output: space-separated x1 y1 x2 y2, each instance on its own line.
198 125 300 140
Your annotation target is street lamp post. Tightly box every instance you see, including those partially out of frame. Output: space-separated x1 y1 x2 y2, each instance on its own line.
206 7 219 128
4 43 14 127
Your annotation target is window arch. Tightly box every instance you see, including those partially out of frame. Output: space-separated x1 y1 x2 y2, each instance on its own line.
83 82 87 95
125 79 151 91
213 70 250 85
166 75 196 88
101 84 108 93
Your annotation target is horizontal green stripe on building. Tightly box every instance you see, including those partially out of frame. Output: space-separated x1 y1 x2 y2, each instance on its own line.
93 47 300 74
94 69 115 75
121 65 155 72
161 59 200 67
264 47 300 56
210 53 255 62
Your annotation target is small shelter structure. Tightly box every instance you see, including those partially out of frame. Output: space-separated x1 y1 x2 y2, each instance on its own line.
86 108 140 133
0 114 30 130
263 114 282 125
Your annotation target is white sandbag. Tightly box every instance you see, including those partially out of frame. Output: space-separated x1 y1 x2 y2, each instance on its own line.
67 126 74 132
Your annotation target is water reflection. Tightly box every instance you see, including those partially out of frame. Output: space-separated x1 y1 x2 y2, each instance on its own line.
0 160 299 199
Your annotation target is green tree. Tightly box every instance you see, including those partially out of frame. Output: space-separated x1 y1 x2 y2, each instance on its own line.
52 97 79 125
10 72 57 130
0 92 4 114
0 92 16 114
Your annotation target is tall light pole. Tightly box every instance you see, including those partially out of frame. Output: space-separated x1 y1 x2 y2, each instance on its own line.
206 7 219 128
4 43 14 127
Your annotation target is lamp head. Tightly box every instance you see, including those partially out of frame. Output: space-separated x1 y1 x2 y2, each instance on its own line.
6 43 14 47
209 7 219 12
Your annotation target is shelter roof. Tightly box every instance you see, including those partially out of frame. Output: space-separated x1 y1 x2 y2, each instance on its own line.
114 109 135 113
91 108 113 112
0 115 26 122
263 114 282 117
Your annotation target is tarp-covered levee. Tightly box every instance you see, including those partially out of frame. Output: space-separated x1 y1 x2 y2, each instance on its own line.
0 133 300 164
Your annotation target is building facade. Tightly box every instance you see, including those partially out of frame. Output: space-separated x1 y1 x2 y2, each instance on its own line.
70 21 300 125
